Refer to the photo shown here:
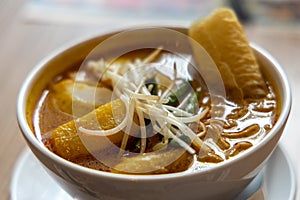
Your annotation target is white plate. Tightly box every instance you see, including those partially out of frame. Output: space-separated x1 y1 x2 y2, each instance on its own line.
10 144 297 200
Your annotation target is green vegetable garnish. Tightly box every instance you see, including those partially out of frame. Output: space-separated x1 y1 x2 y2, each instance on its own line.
167 81 191 106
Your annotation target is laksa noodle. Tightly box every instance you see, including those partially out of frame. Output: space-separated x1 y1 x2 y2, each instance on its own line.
31 9 280 174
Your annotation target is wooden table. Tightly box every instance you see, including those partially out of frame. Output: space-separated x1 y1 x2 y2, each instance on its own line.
1 0 299 199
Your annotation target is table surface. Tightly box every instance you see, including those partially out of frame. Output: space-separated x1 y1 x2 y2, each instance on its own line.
1 0 300 199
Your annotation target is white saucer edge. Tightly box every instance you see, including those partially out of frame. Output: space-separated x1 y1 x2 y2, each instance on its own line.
10 144 297 200
276 144 297 200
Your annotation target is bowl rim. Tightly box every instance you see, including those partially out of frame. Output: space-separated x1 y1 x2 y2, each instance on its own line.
16 26 292 181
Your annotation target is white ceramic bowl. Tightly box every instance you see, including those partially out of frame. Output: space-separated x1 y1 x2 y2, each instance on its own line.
17 27 291 200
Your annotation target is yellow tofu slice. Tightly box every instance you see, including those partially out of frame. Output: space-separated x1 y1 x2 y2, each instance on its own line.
50 79 113 117
50 99 126 160
112 148 193 174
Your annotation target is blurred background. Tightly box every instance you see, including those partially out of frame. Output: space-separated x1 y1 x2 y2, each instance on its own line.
21 0 300 27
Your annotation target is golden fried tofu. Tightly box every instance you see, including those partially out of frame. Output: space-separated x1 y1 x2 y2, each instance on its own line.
189 8 268 101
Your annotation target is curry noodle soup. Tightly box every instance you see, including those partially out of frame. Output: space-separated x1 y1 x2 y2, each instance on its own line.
29 9 280 175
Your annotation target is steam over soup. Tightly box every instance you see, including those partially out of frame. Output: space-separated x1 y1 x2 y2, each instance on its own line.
32 9 279 174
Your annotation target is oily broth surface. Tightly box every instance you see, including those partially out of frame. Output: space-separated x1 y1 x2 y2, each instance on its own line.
32 49 279 173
